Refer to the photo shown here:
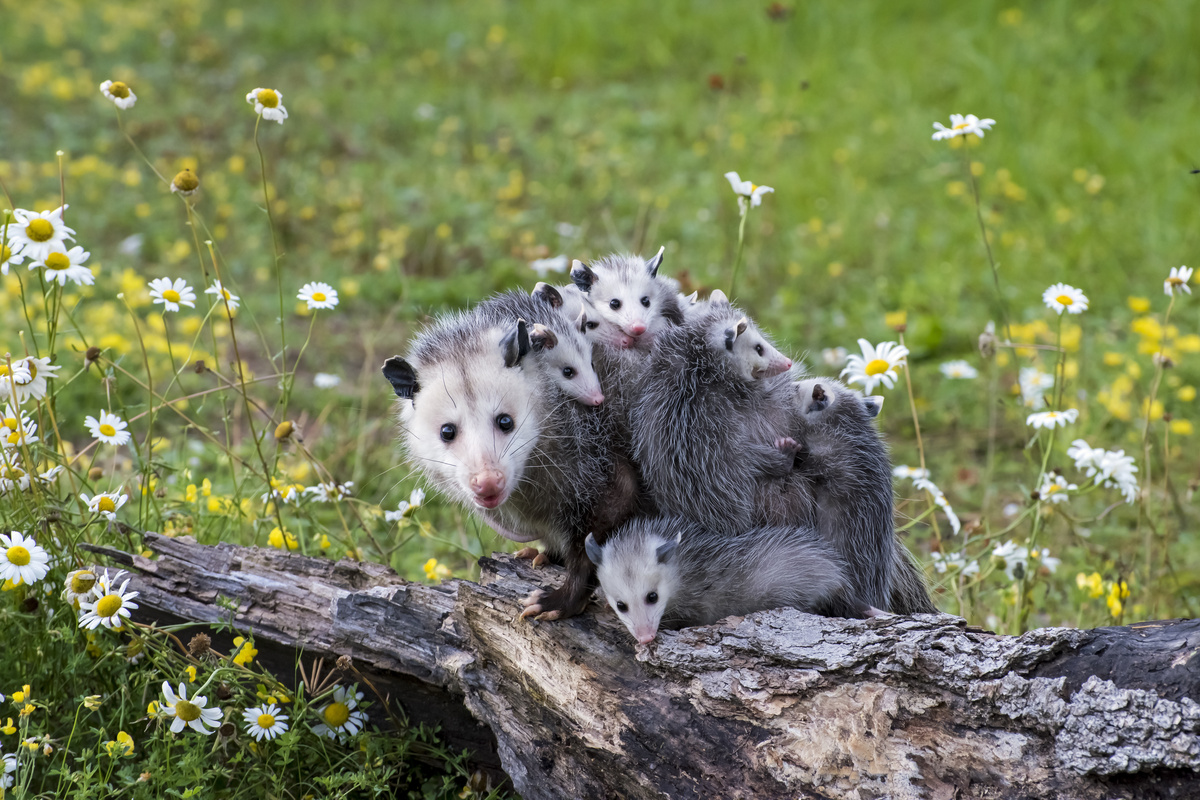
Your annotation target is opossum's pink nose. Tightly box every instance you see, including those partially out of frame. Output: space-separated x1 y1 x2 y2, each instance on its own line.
636 630 657 644
627 322 647 336
589 392 605 406
759 358 792 378
616 335 635 349
470 470 507 509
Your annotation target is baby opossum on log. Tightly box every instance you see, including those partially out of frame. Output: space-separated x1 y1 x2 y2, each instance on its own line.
586 517 881 644
381 312 644 620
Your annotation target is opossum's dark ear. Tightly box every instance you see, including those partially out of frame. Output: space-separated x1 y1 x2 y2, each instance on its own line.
529 323 558 352
585 533 603 566
570 260 596 292
655 534 680 564
645 245 665 277
501 320 532 368
381 357 419 400
863 396 884 418
735 317 749 336
532 282 564 308
724 323 741 351
709 289 729 305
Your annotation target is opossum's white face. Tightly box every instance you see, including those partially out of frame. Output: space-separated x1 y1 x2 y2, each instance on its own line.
571 253 673 350
532 282 626 365
398 333 543 511
709 316 793 381
591 533 677 644
541 333 604 407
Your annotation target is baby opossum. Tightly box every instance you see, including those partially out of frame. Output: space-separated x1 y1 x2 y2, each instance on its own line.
476 289 605 407
586 517 878 644
382 312 643 620
569 247 684 351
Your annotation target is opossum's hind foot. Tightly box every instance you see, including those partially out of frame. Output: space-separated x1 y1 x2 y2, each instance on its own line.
518 584 590 621
774 436 800 458
795 378 831 414
514 547 550 568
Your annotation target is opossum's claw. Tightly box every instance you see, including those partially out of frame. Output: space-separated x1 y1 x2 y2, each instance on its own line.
531 553 550 568
864 606 891 618
774 436 800 456
519 589 545 619
536 609 562 621
514 547 539 560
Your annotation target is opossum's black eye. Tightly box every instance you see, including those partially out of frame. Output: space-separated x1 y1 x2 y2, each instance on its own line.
562 367 575 379
586 321 599 331
440 424 457 442
646 591 658 605
495 413 514 433
609 298 622 310
640 296 650 308
755 344 764 356
615 601 628 613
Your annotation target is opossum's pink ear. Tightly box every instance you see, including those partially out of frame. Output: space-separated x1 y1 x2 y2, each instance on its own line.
683 290 699 305
382 357 419 401
585 533 603 566
864 396 884 417
644 245 665 277
655 534 680 564
709 289 729 305
532 282 564 308
501 319 532 368
529 323 558 352
570 260 596 292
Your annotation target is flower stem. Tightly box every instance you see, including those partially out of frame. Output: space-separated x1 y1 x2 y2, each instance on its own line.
963 145 1011 344
727 201 750 297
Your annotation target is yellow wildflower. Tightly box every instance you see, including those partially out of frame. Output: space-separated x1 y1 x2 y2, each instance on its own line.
1076 572 1104 599
104 731 134 757
185 665 198 683
1 718 15 734
1127 296 1151 313
232 636 257 667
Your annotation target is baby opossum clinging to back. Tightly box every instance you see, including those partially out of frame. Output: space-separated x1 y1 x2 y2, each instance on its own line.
586 517 882 644
569 247 685 351
381 311 644 620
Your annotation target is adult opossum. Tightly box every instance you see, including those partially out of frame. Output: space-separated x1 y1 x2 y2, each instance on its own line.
569 247 684 351
585 517 878 644
381 313 643 619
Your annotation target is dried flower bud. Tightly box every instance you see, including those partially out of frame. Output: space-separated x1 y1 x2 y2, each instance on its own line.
84 694 103 710
978 321 997 359
274 421 294 441
193 360 206 374
1154 353 1175 369
85 346 101 363
188 633 212 657
170 168 200 196
468 770 489 793
335 654 352 672
1163 412 1174 422
218 722 236 739
216 682 233 700
88 467 104 482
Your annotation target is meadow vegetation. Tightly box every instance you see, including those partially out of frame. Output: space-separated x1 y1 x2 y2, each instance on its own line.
1 0 1199 795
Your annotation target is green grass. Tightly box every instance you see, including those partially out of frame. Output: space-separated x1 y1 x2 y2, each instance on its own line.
3 0 1200 794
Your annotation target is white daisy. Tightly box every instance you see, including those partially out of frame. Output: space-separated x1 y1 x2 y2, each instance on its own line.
931 113 996 141
85 410 132 446
0 238 25 276
298 282 339 310
99 79 137 110
1042 283 1089 315
0 356 61 404
314 372 341 388
1031 548 1061 573
78 570 139 630
1165 265 1192 297
930 551 980 577
384 487 426 522
303 481 353 503
37 465 63 486
160 682 223 734
312 685 367 741
0 531 50 586
1038 474 1077 504
1067 439 1139 504
243 703 289 741
820 347 848 368
530 255 569 278
8 206 75 263
81 491 129 520
841 338 909 394
912 477 961 535
62 568 99 609
204 280 241 312
246 87 288 124
892 465 930 481
992 540 1030 581
1017 366 1055 410
147 277 196 312
723 171 774 208
1 406 38 450
31 245 92 287
1026 408 1079 429
939 360 979 379
2 752 14 789
0 455 32 494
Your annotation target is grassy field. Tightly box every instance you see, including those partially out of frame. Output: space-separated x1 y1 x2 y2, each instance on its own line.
2 0 1200 795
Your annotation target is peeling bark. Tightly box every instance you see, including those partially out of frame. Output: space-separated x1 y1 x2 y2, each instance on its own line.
87 534 1200 800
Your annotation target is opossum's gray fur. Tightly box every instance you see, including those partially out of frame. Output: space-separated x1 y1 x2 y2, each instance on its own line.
590 516 865 638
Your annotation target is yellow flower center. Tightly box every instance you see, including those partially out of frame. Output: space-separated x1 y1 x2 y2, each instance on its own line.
98 496 116 513
7 431 19 445
1 244 11 261
1 466 24 480
95 593 123 617
6 545 31 567
256 88 280 108
26 218 54 242
163 289 180 302
108 81 131 99
70 571 97 593
257 713 276 729
865 358 891 376
44 252 70 270
172 170 199 192
1045 484 1059 494
1056 294 1073 306
1169 277 1184 286
99 423 117 437
311 291 326 302
3 417 16 431
174 699 201 722
323 702 350 727
953 122 971 130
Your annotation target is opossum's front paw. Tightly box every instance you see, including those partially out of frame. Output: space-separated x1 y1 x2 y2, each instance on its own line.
518 585 588 621
775 436 800 457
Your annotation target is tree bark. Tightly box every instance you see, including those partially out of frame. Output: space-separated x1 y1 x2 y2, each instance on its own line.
88 533 1200 800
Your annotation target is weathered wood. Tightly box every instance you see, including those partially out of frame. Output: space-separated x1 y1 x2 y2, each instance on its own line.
87 533 1200 800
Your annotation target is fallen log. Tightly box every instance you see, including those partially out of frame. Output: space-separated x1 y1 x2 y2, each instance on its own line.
87 533 1200 800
